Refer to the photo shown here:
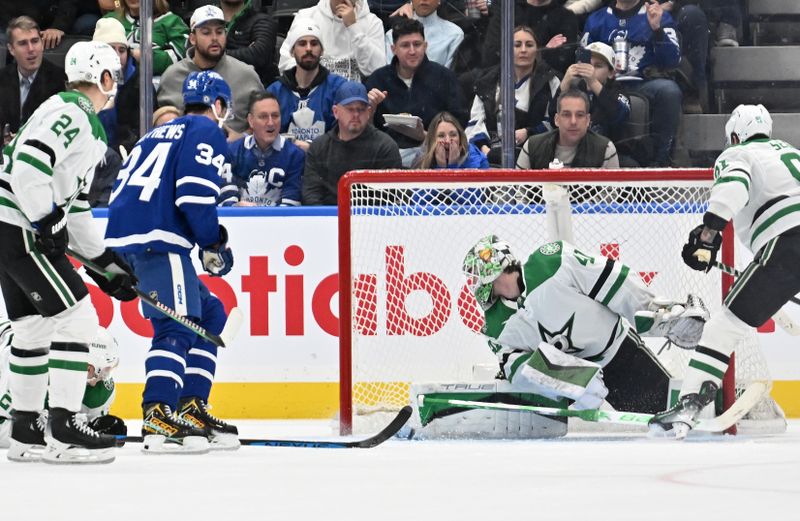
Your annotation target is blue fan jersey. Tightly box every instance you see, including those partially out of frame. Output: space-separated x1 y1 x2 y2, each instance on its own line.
105 115 229 253
226 134 305 206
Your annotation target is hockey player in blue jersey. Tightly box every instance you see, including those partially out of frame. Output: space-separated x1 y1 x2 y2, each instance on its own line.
224 91 305 206
105 70 239 454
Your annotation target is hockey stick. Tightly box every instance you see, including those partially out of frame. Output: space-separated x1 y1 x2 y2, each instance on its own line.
120 406 412 448
67 248 243 348
418 381 769 433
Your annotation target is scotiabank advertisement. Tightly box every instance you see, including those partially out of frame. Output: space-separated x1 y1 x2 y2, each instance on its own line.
50 207 800 417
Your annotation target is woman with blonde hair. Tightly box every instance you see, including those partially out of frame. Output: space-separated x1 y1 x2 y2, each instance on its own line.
412 111 489 205
103 0 189 75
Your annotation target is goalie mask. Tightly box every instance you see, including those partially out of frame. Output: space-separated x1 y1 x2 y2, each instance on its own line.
87 327 119 385
725 104 772 146
463 235 519 311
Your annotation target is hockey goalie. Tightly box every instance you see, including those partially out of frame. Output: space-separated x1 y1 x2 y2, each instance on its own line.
409 234 710 439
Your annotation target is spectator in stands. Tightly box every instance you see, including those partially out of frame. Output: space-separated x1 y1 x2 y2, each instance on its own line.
93 17 156 153
517 89 619 169
0 16 66 144
168 0 208 24
558 41 630 141
703 0 741 47
564 0 603 17
482 0 579 74
383 0 464 68
466 25 560 165
103 0 189 75
225 92 306 207
152 105 181 126
220 0 280 86
303 81 402 205
658 1 709 114
268 20 346 151
157 5 264 134
365 18 467 167
369 0 407 29
0 2 94 52
279 0 385 81
582 0 682 167
70 1 105 37
410 111 488 205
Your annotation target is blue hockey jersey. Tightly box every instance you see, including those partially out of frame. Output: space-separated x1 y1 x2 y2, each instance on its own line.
105 115 228 253
226 134 305 206
581 3 680 79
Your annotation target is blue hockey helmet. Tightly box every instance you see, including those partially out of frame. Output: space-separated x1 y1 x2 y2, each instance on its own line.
182 70 233 112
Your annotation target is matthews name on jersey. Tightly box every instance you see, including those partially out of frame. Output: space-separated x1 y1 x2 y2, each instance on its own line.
105 115 229 253
482 241 654 382
0 92 108 259
710 138 800 254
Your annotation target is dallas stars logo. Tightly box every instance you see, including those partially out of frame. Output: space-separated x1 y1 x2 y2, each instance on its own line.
538 314 580 354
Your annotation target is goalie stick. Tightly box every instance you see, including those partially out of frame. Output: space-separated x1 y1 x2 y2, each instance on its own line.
67 248 243 348
417 381 769 433
119 406 412 448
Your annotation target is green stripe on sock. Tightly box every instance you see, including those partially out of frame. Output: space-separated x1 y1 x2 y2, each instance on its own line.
10 363 48 375
688 359 725 379
48 359 88 372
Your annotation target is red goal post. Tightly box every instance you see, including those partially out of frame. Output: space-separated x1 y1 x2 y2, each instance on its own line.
337 168 746 435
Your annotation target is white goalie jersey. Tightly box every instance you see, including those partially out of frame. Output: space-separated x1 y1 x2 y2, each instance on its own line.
482 241 656 382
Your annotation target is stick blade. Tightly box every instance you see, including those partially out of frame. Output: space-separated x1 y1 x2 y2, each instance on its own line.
219 307 244 348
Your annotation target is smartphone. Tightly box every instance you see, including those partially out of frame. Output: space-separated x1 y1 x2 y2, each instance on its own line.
575 47 592 64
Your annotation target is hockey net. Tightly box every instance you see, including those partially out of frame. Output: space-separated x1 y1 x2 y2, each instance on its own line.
337 169 785 435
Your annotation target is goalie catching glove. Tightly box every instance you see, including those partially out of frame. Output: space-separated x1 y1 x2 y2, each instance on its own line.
199 225 234 276
635 294 709 349
85 248 138 301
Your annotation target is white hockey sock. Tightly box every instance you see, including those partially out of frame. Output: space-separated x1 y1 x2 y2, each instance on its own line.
8 346 49 411
681 345 730 396
48 342 90 411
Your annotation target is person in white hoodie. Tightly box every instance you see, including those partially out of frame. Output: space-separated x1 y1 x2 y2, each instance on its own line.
279 0 386 81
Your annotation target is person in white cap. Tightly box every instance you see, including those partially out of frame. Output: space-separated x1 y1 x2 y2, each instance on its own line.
267 19 347 151
157 4 264 135
101 0 189 75
559 41 630 141
279 0 385 81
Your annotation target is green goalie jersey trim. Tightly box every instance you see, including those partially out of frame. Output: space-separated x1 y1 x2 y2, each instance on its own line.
521 242 563 294
57 91 108 144
483 299 518 342
82 379 115 410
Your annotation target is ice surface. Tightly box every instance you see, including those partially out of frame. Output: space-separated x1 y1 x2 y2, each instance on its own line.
3 420 800 521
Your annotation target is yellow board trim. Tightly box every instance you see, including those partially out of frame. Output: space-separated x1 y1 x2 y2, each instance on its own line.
110 380 800 419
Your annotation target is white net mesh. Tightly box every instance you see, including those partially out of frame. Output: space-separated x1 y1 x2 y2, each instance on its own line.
341 170 783 434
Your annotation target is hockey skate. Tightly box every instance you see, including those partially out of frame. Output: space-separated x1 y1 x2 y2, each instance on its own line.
178 397 240 450
649 381 719 439
7 410 47 462
43 408 116 464
142 402 210 454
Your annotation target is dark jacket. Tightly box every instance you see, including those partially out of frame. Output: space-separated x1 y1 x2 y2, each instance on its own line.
557 77 630 138
302 124 402 206
471 61 560 150
365 56 468 149
0 60 66 134
522 128 609 169
482 0 579 74
0 1 76 30
226 0 280 86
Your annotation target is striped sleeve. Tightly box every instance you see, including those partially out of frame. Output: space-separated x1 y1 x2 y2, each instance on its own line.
708 147 751 221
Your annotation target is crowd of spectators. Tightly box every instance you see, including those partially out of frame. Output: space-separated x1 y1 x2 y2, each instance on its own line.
0 0 749 207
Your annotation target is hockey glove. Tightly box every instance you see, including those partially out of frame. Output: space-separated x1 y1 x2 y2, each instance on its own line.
682 224 722 272
199 225 234 276
33 207 68 256
86 249 138 301
88 414 127 436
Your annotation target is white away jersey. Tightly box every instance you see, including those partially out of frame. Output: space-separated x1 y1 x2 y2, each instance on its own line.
0 91 108 259
482 241 655 380
709 139 800 254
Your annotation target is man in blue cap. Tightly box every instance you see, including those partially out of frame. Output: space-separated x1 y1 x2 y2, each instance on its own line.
302 80 402 205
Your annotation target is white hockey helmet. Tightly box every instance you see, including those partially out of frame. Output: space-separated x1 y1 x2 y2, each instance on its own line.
725 104 772 146
65 41 122 94
463 235 519 311
88 327 119 383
